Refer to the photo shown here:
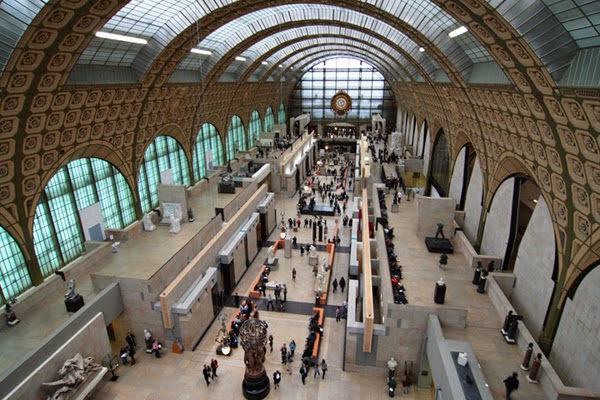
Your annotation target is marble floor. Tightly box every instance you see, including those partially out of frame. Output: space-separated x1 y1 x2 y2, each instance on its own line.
0 149 549 399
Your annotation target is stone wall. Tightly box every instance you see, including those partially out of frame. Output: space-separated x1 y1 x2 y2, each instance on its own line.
463 158 483 245
551 266 600 392
480 178 513 260
511 197 555 338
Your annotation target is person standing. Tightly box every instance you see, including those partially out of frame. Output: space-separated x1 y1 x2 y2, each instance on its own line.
128 345 136 365
268 335 274 352
273 370 281 389
120 347 129 366
202 364 211 386
300 245 305 256
336 307 341 322
320 359 328 379
300 363 308 385
283 285 288 302
439 253 448 270
266 294 275 310
152 340 161 358
313 361 321 378
234 292 240 308
332 278 338 293
292 268 297 281
503 372 519 399
126 332 136 350
210 358 219 379
289 340 296 357
339 277 346 293
280 344 287 364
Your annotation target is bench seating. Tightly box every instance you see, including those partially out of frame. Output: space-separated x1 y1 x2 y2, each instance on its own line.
310 307 325 359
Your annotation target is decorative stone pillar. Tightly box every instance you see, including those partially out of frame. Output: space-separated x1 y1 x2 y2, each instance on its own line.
239 319 270 400
527 353 542 383
521 343 534 371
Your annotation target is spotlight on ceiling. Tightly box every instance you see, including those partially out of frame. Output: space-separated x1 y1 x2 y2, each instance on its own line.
279 64 283 68
449 26 468 38
419 47 425 52
235 56 247 61
262 61 269 65
191 48 212 55
95 31 147 44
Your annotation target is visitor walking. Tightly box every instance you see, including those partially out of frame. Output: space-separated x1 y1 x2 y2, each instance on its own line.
503 372 519 399
210 358 219 379
202 364 211 386
273 370 281 389
300 363 308 385
332 278 338 293
268 335 274 352
320 359 328 379
339 277 346 293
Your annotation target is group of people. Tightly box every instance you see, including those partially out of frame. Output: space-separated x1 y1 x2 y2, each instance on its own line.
119 332 137 365
202 359 219 386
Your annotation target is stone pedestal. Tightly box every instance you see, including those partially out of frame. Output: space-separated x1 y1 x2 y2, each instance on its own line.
242 373 270 400
284 238 292 258
265 258 279 270
391 203 399 213
65 294 85 313
309 256 318 266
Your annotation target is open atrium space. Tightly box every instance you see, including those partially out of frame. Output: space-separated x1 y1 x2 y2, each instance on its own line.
0 1 599 399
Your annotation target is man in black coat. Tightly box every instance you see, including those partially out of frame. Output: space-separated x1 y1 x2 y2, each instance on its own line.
503 372 519 399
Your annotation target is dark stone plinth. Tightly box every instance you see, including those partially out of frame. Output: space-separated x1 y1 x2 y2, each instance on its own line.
424 237 454 254
300 205 335 216
242 372 270 400
64 294 85 313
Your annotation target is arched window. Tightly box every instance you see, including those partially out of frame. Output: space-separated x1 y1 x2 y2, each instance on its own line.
33 158 136 276
0 227 31 303
265 107 274 132
249 110 262 144
430 130 450 197
138 136 190 213
226 115 247 161
193 123 225 181
278 103 286 124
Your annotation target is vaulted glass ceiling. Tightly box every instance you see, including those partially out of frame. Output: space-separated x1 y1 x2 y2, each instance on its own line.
0 0 598 85
79 1 488 82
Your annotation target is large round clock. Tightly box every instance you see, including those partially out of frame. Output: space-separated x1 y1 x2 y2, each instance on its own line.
331 91 352 115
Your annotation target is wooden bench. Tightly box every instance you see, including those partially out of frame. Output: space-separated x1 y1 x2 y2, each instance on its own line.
310 307 325 360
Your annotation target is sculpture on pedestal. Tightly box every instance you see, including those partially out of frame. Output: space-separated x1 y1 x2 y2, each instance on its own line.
4 303 19 326
169 208 181 234
309 245 317 258
521 342 534 370
434 223 445 240
143 214 156 232
239 319 270 400
527 353 542 383
64 279 77 300
42 353 101 400
266 245 275 264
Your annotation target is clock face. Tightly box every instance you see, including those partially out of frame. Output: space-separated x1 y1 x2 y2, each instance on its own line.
335 97 348 109
331 92 352 113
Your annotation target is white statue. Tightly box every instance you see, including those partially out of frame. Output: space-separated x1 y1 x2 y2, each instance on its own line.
320 257 328 274
267 245 275 264
64 279 76 299
317 273 324 293
169 210 181 234
42 353 101 400
309 245 317 258
143 214 156 232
